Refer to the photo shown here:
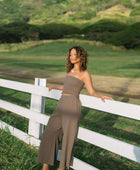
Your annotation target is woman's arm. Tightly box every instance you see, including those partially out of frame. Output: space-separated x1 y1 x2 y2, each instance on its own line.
48 85 64 91
83 71 114 102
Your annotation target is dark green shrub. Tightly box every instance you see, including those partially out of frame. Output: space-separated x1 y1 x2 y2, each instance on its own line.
84 32 113 42
39 23 80 40
0 22 40 43
81 19 127 33
0 22 80 43
81 19 127 42
0 28 21 43
105 22 140 49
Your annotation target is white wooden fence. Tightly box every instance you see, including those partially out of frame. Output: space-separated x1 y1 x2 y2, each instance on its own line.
0 78 140 170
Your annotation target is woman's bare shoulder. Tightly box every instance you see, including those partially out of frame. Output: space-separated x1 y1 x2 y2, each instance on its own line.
81 70 90 77
80 70 91 82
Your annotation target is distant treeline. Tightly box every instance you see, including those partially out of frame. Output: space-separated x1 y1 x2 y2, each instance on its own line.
0 19 140 49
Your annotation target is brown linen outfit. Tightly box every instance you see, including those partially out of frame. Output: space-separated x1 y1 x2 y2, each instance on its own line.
37 75 84 169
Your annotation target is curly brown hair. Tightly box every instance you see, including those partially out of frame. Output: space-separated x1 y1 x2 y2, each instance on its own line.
66 46 88 73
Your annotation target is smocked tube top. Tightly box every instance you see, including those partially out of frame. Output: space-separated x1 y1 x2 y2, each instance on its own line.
61 75 84 97
66 75 84 83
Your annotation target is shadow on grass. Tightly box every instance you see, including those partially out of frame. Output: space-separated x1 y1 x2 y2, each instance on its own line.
80 105 140 145
0 58 65 72
73 138 139 170
74 105 140 169
0 87 30 107
75 94 140 169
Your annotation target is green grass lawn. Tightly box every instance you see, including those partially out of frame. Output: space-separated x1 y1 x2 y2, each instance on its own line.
0 40 140 169
0 128 64 170
0 87 140 170
0 40 140 79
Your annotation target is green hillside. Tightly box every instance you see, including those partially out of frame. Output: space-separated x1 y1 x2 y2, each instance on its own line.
0 0 140 25
0 0 140 49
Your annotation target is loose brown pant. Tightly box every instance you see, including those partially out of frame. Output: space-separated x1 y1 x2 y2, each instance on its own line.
37 95 82 169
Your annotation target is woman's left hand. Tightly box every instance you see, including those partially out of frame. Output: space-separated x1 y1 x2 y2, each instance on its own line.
100 95 114 102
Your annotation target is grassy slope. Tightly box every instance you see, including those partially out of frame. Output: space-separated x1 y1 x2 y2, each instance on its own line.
20 1 140 25
0 0 140 25
0 40 139 79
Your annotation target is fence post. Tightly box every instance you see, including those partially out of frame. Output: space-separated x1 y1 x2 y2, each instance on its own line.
28 78 46 143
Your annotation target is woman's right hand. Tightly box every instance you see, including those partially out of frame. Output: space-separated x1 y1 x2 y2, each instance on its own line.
48 85 63 91
48 86 53 91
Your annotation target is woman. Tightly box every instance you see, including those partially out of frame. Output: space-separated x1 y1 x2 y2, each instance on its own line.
37 46 114 170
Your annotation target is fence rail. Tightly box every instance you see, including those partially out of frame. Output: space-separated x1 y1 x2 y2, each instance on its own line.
0 78 140 169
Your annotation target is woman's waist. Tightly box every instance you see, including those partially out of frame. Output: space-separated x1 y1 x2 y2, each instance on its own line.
61 89 80 96
60 93 82 106
61 92 79 97
59 93 82 106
